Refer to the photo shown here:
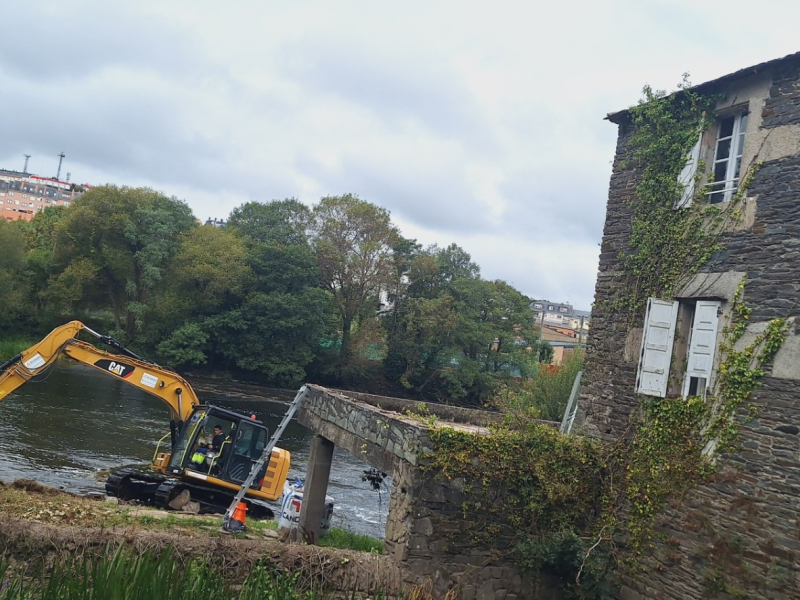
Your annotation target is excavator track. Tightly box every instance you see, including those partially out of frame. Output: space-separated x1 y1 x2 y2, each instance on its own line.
105 468 274 519
153 478 274 519
105 468 165 503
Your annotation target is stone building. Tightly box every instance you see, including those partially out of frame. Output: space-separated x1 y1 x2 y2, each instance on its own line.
579 52 800 597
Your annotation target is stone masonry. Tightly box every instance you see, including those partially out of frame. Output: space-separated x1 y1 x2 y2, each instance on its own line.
578 51 800 598
297 384 559 599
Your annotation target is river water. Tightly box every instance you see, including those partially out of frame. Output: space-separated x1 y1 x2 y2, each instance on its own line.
0 361 391 538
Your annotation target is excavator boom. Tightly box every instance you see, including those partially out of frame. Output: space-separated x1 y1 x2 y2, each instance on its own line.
0 321 199 421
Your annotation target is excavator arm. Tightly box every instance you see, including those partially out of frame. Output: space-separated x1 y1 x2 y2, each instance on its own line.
0 320 200 422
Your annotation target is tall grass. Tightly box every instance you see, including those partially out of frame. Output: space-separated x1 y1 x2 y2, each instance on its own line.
0 339 33 361
496 350 584 423
0 546 331 600
318 529 384 554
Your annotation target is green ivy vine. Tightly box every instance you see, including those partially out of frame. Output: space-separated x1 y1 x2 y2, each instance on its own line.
612 77 756 319
705 281 788 448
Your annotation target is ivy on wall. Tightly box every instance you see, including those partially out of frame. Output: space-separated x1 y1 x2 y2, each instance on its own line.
615 77 716 317
613 77 758 319
706 281 788 449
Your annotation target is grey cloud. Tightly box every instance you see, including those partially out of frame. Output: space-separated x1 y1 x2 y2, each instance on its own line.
280 41 499 153
497 167 610 242
0 69 269 196
0 3 206 82
298 151 490 233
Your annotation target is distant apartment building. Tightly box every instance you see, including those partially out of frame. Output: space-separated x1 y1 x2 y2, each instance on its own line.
531 300 591 364
531 300 590 337
0 169 86 222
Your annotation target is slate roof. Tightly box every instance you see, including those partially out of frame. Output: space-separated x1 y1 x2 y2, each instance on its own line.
606 51 800 124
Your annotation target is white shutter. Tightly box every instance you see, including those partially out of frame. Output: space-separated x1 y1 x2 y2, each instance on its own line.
677 137 701 208
636 298 679 397
682 300 721 396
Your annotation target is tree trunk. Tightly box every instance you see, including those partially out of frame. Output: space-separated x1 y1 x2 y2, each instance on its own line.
107 280 121 330
339 313 353 382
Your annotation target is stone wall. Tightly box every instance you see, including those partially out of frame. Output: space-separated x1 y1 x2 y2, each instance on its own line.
576 116 640 441
579 55 800 598
297 385 548 599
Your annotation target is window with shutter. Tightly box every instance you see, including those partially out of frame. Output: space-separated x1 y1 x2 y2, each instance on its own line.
708 112 748 204
636 298 679 397
682 300 721 397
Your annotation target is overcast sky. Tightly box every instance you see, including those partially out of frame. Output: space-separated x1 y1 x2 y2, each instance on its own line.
2 1 799 310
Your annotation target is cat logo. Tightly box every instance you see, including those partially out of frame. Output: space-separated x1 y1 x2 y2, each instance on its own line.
93 359 134 379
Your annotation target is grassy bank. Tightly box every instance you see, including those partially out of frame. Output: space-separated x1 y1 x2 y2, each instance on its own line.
0 479 405 598
319 528 384 554
0 338 34 361
2 480 383 552
0 545 393 600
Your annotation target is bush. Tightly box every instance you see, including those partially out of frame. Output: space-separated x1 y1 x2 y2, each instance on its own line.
495 350 584 422
515 530 616 600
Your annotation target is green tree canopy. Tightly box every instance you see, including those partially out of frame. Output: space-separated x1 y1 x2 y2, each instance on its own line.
228 199 311 246
310 194 399 378
385 242 537 404
0 219 29 331
52 186 197 338
18 207 70 321
149 214 331 387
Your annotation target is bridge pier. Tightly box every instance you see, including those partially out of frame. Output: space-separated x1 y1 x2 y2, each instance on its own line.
297 434 334 542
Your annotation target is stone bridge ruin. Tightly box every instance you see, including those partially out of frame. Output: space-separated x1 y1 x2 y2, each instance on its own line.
294 384 542 600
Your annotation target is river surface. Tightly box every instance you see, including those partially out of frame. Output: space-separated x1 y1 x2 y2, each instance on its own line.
0 361 391 538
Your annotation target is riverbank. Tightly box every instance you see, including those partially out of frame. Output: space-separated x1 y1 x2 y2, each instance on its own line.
0 479 407 597
184 371 298 401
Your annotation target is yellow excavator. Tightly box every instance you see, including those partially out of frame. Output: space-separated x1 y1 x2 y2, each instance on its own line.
0 321 291 517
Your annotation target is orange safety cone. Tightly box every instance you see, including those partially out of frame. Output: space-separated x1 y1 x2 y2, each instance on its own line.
223 501 248 533
232 502 247 525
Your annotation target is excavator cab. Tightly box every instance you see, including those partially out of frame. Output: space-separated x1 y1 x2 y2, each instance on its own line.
167 406 270 486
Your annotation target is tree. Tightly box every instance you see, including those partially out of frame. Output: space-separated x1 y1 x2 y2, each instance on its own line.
385 243 479 395
310 194 399 378
0 220 29 332
150 211 331 387
227 199 311 246
53 186 197 338
19 207 71 318
384 242 538 404
159 225 251 319
147 224 251 357
217 241 331 386
405 243 480 299
384 293 458 393
497 349 584 421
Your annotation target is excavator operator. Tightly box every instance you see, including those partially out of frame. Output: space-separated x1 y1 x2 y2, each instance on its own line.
209 425 226 453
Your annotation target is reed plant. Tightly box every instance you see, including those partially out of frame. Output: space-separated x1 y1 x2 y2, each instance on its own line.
0 546 333 599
